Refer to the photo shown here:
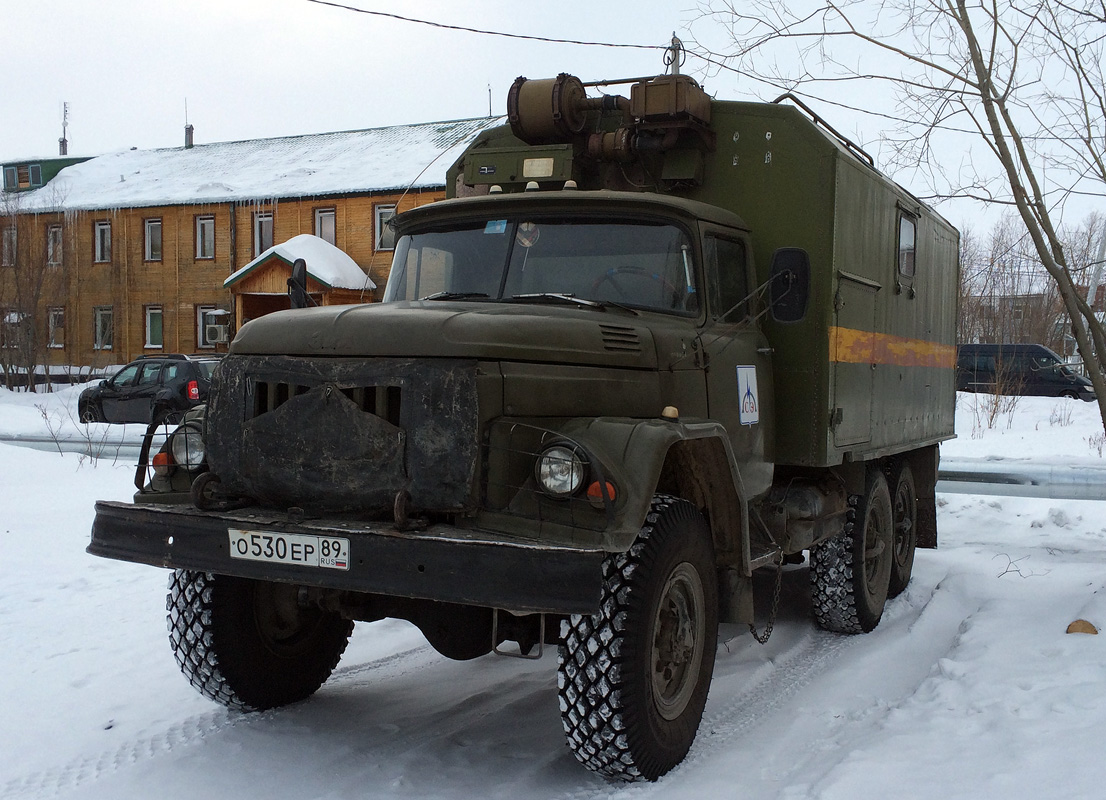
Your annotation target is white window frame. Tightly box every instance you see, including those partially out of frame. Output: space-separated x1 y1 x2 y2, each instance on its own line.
315 208 336 245
144 218 162 262
1 226 15 266
94 221 112 263
253 211 273 257
93 306 113 350
196 304 217 349
47 224 63 267
48 307 65 349
196 215 215 259
145 305 164 348
375 204 396 251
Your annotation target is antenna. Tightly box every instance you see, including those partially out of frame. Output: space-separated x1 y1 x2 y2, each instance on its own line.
185 97 189 126
664 33 685 76
59 101 70 155
488 84 493 117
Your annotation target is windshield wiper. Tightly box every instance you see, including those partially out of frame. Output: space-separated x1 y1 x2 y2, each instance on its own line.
420 291 491 301
509 293 638 315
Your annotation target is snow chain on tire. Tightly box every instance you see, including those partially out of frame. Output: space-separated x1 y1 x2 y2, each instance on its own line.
558 495 718 781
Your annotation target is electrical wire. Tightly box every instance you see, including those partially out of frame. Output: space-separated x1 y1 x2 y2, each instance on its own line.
304 0 665 50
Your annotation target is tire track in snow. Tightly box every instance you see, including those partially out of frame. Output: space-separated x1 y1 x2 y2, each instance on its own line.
2 644 433 800
543 624 860 800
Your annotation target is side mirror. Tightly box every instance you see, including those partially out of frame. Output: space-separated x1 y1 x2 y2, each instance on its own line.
288 258 309 309
768 248 810 323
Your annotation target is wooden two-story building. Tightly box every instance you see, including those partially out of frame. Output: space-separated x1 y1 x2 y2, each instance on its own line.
1 118 497 371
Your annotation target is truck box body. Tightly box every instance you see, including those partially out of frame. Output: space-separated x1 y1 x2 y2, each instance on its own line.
451 98 959 468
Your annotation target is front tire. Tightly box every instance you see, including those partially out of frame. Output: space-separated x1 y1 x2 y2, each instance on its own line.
810 469 893 633
558 496 718 781
167 570 353 711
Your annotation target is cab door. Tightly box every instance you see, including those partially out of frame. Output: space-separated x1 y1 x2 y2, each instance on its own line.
698 228 774 499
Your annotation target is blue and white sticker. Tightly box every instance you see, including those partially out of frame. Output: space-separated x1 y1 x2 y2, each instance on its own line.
736 366 760 426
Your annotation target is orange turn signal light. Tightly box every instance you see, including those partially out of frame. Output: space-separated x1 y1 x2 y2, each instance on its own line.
152 451 175 477
586 481 616 508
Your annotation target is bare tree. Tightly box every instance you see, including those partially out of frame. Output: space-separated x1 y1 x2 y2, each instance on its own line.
961 215 1067 348
0 190 70 392
689 0 1106 430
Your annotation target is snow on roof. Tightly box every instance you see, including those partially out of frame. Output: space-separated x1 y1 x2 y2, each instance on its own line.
17 117 503 212
225 233 376 291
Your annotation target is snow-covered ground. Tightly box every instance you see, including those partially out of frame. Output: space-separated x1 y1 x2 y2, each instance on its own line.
1 387 1104 799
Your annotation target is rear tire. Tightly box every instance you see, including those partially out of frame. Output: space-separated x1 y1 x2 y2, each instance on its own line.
810 469 893 633
167 570 352 711
558 496 718 781
888 463 917 598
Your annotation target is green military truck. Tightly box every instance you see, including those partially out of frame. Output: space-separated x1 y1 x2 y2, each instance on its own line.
89 66 958 781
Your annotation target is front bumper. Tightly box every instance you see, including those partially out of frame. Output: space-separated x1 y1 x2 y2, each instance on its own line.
89 501 605 615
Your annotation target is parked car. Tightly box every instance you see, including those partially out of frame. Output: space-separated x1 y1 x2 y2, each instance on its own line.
78 354 222 424
956 343 1095 400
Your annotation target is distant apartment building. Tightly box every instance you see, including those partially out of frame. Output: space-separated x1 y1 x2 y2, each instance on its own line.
1 118 497 370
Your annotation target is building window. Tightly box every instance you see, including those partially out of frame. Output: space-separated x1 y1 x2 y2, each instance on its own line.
94 221 112 263
196 215 215 259
2 164 41 190
47 225 63 266
145 305 163 348
48 307 65 349
1 308 21 349
94 306 113 350
253 211 273 257
315 208 336 245
144 218 162 262
375 204 396 251
1 226 15 266
196 305 217 348
897 213 917 278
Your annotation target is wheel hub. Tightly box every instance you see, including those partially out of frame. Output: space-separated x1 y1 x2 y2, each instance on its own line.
651 562 705 721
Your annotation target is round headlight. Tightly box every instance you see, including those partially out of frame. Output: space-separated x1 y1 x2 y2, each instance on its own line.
536 444 586 497
170 424 206 470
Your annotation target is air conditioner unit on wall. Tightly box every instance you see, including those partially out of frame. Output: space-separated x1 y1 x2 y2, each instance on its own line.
205 324 229 344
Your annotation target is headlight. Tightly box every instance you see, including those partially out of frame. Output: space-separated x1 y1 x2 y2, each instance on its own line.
535 444 586 497
170 424 206 470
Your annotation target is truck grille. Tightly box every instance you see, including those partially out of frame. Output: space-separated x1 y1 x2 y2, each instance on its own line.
251 380 402 427
207 356 479 514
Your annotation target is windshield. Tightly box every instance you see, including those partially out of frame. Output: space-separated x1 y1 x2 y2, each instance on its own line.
382 217 698 315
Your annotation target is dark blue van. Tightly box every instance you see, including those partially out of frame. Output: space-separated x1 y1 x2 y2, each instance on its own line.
956 343 1095 400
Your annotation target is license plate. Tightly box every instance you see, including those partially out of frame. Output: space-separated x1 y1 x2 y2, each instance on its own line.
228 529 350 571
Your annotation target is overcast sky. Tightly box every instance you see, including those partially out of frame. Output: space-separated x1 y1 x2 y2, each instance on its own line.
3 0 700 157
4 0 1100 234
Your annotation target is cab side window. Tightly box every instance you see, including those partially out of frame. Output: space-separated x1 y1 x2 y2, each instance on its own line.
705 235 750 323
